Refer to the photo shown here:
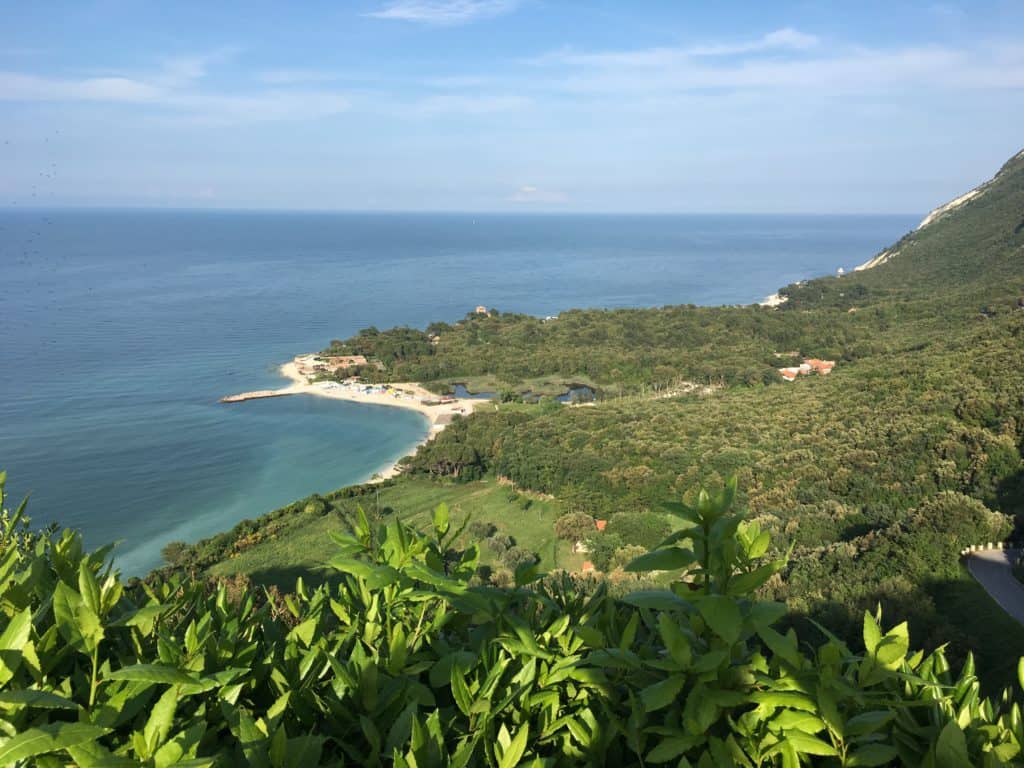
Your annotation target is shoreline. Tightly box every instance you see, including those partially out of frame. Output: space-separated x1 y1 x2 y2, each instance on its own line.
224 358 486 482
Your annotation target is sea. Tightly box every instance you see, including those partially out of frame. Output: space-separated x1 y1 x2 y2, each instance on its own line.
1 210 918 574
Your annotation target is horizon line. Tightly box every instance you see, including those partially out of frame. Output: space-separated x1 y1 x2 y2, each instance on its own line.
0 204 922 217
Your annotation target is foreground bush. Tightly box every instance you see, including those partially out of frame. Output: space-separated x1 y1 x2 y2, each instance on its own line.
1 472 1024 766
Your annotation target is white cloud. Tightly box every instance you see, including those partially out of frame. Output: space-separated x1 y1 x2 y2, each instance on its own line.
367 0 519 26
532 34 1024 94
258 69 346 85
688 27 819 57
0 72 162 102
411 93 528 114
508 184 566 203
0 53 351 123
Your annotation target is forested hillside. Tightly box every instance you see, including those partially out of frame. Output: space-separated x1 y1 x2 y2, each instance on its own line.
6 151 1024 765
339 150 1024 679
324 151 1024 397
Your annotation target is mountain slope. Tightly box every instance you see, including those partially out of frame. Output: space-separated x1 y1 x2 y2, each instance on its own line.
787 149 1024 306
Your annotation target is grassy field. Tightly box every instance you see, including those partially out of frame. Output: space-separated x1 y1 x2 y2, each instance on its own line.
208 478 582 589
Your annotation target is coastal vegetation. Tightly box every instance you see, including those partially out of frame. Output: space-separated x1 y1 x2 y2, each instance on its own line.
203 149 1024 688
8 472 1024 765
5 150 1024 762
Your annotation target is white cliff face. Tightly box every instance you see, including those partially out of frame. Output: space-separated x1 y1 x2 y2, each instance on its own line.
914 188 984 231
855 173 994 272
853 149 1024 273
854 246 899 272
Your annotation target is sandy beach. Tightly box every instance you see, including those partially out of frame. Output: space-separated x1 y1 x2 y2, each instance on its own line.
222 358 486 481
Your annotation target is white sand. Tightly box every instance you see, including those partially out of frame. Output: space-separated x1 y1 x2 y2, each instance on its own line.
223 358 486 482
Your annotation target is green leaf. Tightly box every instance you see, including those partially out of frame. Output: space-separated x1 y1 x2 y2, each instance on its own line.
66 740 138 767
847 743 899 767
785 731 837 757
658 613 692 668
497 723 528 768
0 689 78 710
757 626 800 668
698 595 742 644
107 663 198 686
750 691 818 712
625 547 695 573
875 628 909 670
845 710 895 737
621 590 691 612
0 607 32 685
640 673 686 712
0 723 110 764
144 686 179 756
450 666 474 717
862 611 881 654
78 560 102 617
934 720 971 768
433 503 450 537
646 736 693 763
729 561 783 595
52 582 103 654
514 561 540 587
385 702 418 758
284 735 325 768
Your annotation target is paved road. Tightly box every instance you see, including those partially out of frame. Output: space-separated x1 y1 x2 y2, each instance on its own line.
966 548 1024 625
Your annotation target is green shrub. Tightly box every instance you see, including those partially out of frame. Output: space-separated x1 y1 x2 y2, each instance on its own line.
3 472 1024 765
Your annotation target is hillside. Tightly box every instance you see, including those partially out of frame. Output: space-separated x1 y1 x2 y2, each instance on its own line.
178 150 1024 688
6 151 1024 765
320 150 1023 398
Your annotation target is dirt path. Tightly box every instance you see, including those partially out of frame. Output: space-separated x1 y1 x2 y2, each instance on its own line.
966 549 1024 625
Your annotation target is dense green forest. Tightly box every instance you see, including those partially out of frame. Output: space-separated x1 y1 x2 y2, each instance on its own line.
325 150 1024 674
324 152 1024 397
5 150 1024 763
167 150 1024 688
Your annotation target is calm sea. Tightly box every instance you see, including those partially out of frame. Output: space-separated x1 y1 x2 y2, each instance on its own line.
1 210 917 574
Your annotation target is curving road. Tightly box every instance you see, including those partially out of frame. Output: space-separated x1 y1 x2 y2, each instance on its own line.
966 549 1024 625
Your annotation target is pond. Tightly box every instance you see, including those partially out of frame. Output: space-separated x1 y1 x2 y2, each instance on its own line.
452 383 497 400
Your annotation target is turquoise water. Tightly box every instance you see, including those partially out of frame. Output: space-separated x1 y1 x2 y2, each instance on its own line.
1 210 917 574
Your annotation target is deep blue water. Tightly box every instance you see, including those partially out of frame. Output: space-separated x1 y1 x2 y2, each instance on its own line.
1 210 917 574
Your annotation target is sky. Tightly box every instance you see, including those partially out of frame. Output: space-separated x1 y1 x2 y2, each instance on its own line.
2 0 1023 213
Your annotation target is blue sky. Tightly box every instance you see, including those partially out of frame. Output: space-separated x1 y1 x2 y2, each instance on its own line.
2 0 1023 213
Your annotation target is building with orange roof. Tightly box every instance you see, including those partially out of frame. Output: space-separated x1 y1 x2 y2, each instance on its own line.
778 358 835 381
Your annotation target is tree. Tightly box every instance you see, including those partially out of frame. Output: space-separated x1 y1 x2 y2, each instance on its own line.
467 520 496 540
605 511 670 550
585 533 624 572
610 544 647 572
502 546 539 570
553 511 596 543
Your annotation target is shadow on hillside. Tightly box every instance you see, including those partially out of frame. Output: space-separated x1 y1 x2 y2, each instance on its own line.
997 465 1024 532
785 571 1024 696
246 564 340 593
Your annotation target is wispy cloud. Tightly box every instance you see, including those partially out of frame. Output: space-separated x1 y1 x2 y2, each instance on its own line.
508 184 565 203
0 53 351 123
531 31 1024 94
688 27 819 57
411 93 528 114
257 69 346 85
367 0 519 26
